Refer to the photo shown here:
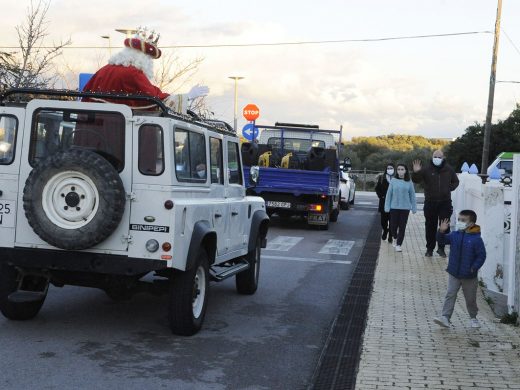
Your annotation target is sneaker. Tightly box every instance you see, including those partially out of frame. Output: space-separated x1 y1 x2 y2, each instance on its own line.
436 248 447 258
382 230 388 240
470 318 481 328
425 250 433 257
395 245 402 252
392 240 397 248
388 235 393 244
433 316 451 328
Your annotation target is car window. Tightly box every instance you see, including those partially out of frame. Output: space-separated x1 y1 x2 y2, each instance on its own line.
498 160 513 175
29 109 125 171
267 137 325 152
210 137 223 184
138 124 164 176
0 115 17 165
227 141 242 185
175 129 207 182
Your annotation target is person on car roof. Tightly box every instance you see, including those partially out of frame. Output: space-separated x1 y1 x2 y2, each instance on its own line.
83 27 208 112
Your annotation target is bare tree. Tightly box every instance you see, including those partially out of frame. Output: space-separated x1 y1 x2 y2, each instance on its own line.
154 51 204 93
188 95 214 119
0 0 71 92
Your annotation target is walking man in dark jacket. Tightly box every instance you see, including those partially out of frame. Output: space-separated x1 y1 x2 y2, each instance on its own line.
412 150 459 257
375 163 395 243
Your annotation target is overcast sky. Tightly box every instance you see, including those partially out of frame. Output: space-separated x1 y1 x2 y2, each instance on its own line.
3 0 520 140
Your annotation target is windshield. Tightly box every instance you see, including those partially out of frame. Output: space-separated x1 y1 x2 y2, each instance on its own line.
267 137 325 152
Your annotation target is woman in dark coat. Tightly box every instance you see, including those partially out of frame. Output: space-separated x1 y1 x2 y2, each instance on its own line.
375 163 395 242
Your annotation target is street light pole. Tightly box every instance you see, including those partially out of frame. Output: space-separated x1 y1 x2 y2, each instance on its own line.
481 0 502 175
100 35 111 56
228 76 244 133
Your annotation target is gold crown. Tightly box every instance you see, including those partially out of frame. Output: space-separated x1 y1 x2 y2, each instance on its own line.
135 26 160 45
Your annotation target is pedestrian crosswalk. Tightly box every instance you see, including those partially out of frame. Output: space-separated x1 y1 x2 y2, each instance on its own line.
265 236 355 257
319 239 354 255
265 236 304 251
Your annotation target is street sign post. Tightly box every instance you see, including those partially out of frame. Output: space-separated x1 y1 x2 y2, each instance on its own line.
243 104 260 122
242 123 259 141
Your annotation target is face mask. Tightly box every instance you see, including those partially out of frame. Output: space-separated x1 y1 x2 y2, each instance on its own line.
432 157 443 166
197 170 206 178
386 168 394 175
455 221 468 231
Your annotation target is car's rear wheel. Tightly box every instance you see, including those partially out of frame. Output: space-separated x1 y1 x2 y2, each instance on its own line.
0 263 47 321
168 250 210 336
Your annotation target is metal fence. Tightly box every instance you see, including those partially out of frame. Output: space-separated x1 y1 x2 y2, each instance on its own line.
350 169 383 192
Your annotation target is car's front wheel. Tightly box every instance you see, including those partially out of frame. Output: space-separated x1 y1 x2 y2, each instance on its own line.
236 238 261 295
168 250 210 336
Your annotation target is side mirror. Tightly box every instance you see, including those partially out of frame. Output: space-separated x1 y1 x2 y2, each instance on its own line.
249 166 260 186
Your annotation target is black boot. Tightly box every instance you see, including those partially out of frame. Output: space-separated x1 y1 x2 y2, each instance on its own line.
388 235 393 244
382 229 388 240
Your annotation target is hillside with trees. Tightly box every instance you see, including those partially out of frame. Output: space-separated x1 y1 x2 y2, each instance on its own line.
341 134 451 171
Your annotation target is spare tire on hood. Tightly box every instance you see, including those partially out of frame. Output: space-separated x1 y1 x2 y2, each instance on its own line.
23 149 126 250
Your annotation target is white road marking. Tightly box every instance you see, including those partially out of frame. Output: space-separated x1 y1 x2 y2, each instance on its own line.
356 201 374 205
265 236 304 251
319 240 355 256
262 255 352 265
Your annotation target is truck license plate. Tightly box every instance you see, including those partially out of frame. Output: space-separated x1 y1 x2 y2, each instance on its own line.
266 201 291 209
308 213 328 225
0 200 15 228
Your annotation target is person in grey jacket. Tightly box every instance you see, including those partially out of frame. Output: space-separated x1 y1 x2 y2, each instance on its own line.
384 164 417 252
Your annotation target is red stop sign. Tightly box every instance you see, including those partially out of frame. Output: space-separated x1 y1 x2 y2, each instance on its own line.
243 104 260 121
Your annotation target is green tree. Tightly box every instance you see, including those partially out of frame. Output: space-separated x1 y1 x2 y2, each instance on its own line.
446 105 520 172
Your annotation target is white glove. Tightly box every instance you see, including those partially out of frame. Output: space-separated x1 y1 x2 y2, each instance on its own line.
187 84 209 100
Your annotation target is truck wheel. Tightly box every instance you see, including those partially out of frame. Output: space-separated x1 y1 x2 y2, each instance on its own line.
0 263 47 321
236 238 261 295
23 149 126 250
330 200 339 223
168 250 210 336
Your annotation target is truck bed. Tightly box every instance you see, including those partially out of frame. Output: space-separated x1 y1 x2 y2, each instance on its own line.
244 166 338 196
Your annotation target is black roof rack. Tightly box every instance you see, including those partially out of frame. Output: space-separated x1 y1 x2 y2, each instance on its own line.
0 88 237 137
255 123 341 134
274 122 319 129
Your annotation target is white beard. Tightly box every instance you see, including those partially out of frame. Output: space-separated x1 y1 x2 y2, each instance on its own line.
108 47 154 80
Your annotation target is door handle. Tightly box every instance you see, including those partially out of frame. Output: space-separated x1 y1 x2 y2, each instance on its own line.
231 211 238 216
215 213 222 218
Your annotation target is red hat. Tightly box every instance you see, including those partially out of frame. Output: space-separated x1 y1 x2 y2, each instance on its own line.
124 28 162 59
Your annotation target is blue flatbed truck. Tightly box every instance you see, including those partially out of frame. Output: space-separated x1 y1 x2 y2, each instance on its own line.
242 122 342 229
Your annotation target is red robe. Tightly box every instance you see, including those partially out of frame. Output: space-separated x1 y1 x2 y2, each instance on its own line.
83 64 169 109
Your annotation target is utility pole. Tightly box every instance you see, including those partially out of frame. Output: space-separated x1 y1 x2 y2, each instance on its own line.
481 0 502 174
228 76 244 133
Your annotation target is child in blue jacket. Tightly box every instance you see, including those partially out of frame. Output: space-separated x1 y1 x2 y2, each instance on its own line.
433 210 486 329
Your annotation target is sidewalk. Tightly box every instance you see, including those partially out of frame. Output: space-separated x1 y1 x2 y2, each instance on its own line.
355 213 520 390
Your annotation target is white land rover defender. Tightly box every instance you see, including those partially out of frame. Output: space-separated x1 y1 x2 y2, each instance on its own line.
0 89 269 336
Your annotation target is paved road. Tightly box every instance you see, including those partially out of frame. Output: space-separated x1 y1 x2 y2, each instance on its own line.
0 195 378 390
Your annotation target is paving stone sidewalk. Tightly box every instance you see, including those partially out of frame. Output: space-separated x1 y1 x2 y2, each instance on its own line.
355 213 520 390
